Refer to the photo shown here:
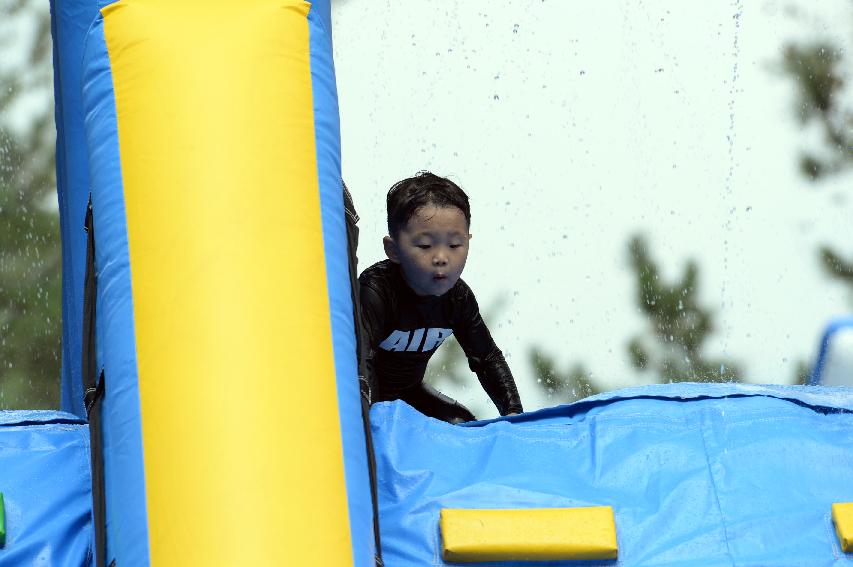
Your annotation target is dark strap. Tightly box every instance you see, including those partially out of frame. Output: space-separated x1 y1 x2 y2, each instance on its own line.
343 181 383 566
83 196 109 567
83 371 104 417
82 197 98 413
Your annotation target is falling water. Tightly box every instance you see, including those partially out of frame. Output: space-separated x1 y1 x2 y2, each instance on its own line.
720 0 744 377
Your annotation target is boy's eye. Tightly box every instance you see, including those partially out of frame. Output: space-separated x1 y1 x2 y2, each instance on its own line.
450 244 463 249
416 244 431 250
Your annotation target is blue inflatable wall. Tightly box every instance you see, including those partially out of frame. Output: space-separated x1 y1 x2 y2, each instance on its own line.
374 383 853 566
48 0 373 565
51 0 109 419
0 412 93 565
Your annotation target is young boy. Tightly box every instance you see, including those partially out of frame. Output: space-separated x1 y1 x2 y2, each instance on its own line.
358 171 523 423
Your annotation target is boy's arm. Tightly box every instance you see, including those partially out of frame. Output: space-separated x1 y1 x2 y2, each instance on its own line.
358 282 386 402
453 282 523 416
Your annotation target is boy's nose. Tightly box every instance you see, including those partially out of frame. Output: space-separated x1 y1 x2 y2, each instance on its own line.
433 254 448 266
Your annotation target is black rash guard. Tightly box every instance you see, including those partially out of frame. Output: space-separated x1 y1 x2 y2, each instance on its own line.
358 259 523 416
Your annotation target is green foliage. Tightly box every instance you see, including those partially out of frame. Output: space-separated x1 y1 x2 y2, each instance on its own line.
782 43 852 180
782 17 853 382
627 235 741 384
781 15 853 383
793 360 812 386
0 2 61 409
820 246 853 286
818 246 853 308
0 128 61 409
526 233 743 400
528 348 600 403
785 44 843 122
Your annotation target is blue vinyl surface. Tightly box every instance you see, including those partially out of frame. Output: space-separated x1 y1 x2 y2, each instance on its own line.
0 412 92 566
308 1 375 564
811 317 853 385
50 0 119 419
372 382 853 566
50 0 97 419
81 11 150 567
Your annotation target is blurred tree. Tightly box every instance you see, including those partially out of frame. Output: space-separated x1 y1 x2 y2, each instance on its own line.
528 347 600 403
0 1 61 409
782 21 853 300
782 14 853 382
626 235 741 383
525 234 742 405
782 43 852 181
819 246 853 304
793 360 812 386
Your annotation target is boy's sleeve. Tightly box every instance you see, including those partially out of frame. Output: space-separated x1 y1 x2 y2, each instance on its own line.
359 281 386 401
343 180 371 403
453 281 523 416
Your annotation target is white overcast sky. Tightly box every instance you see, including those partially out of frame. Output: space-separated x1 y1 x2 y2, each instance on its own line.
3 0 850 416
332 0 853 415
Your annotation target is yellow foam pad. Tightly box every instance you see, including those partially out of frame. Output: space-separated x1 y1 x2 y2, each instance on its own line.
440 506 618 563
833 503 853 553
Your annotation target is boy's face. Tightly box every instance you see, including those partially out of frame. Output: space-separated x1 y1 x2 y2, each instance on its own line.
384 205 471 297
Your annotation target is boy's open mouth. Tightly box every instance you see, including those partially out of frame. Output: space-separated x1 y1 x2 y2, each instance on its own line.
434 274 447 280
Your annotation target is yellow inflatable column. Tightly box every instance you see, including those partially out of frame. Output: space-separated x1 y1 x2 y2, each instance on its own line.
102 1 353 564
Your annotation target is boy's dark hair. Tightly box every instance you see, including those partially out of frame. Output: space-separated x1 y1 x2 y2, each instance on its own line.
386 171 471 238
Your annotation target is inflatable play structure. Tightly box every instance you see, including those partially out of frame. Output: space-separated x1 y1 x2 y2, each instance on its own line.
0 1 851 565
811 318 853 387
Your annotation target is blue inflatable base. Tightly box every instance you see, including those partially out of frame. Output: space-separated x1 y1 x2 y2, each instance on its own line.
372 383 853 566
0 411 92 566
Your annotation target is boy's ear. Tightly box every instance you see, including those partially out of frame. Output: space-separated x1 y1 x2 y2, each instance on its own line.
383 236 400 263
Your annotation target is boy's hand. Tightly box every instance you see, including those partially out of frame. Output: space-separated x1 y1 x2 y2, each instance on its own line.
505 412 519 417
